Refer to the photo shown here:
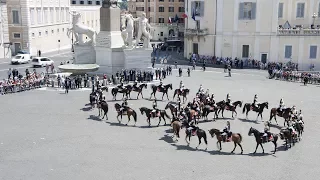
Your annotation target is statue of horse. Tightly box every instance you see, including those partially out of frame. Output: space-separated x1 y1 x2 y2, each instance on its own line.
67 11 97 45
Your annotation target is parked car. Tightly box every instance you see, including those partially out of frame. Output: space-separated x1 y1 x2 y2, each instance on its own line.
11 54 32 64
32 57 54 67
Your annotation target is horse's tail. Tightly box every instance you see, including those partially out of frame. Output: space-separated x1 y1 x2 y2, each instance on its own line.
132 110 137 122
242 104 246 114
238 133 242 143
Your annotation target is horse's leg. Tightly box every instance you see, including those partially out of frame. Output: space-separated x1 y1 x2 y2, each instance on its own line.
260 112 263 120
260 143 265 153
148 117 151 126
231 142 237 153
126 115 130 126
185 134 189 145
157 117 161 127
238 143 243 154
141 91 144 99
161 93 164 100
219 141 222 151
246 109 249 119
166 92 169 100
254 143 259 154
273 141 277 154
117 114 121 123
196 136 201 149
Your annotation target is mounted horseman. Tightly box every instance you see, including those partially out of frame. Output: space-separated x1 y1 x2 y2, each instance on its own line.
278 98 285 116
225 93 232 109
252 94 259 110
120 98 128 118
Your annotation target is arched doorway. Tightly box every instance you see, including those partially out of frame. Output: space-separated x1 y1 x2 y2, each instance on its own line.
168 29 174 37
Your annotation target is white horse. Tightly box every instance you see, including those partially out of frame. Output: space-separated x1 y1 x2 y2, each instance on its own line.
67 12 97 45
121 13 134 47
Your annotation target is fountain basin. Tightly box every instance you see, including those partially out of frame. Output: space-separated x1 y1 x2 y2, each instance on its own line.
58 64 100 74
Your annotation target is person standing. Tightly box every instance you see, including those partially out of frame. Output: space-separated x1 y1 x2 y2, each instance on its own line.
38 50 41 57
7 68 12 79
65 77 70 94
84 74 88 88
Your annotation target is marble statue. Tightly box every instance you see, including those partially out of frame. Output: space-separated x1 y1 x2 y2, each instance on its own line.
133 12 152 48
121 12 134 48
67 11 97 45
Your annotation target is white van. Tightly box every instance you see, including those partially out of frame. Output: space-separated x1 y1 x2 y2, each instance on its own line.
11 54 32 64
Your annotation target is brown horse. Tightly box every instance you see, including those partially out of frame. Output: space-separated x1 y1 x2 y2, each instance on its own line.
248 127 278 154
173 89 190 103
208 128 243 154
114 103 137 126
171 118 181 141
125 84 147 99
216 100 243 118
269 107 292 126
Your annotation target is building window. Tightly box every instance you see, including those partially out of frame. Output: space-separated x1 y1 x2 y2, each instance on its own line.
62 28 64 32
296 3 305 18
72 0 76 4
88 1 92 4
310 46 317 59
148 7 151 12
50 8 54 23
13 33 21 39
32 33 35 38
318 3 320 17
66 8 69 22
80 1 84 4
191 1 204 17
242 45 249 58
159 0 164 2
61 7 65 22
160 32 163 36
285 45 292 58
169 0 174 2
51 29 54 34
239 2 256 20
179 7 184 12
137 0 144 2
179 0 184 2
37 8 42 24
39 31 42 37
12 10 20 24
278 3 283 18
178 18 184 23
159 7 164 12
96 1 100 5
56 8 60 22
136 7 144 11
45 30 48 36
169 7 174 12
30 8 35 25
44 8 48 24
57 28 60 33
158 17 164 23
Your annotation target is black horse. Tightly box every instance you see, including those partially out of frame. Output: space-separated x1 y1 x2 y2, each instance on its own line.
248 127 278 154
139 107 171 126
150 84 172 100
173 88 190 103
111 87 129 100
165 102 179 117
242 102 269 120
125 84 148 99
185 125 208 150
279 128 296 149
293 121 304 140
97 100 108 120
89 92 98 108
202 105 219 121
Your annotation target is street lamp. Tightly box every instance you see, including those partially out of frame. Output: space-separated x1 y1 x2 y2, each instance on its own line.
312 13 317 28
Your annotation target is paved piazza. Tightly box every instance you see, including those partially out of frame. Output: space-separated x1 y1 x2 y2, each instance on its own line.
1 67 319 180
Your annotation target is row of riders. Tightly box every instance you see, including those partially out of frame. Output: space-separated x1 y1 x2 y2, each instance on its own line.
272 70 320 85
89 81 305 154
0 73 43 94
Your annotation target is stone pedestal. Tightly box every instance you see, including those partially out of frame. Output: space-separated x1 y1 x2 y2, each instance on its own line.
124 48 153 71
95 47 125 76
74 45 96 64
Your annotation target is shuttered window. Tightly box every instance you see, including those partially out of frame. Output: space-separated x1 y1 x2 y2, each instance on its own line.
296 3 305 18
310 46 317 59
191 1 204 17
278 3 284 18
318 3 320 17
285 45 292 59
239 2 256 20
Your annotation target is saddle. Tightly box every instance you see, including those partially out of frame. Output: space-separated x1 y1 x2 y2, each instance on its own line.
261 134 273 143
151 111 160 117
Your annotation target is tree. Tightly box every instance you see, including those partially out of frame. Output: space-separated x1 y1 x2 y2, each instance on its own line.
118 0 128 10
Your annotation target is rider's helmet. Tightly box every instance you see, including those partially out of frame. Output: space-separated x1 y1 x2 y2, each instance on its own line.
254 94 257 98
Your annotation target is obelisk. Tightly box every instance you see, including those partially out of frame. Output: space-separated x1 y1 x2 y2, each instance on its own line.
95 0 125 75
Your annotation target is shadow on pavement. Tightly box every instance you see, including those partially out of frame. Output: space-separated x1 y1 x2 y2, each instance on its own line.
87 115 101 121
105 121 129 127
159 134 175 144
81 106 92 112
238 118 260 124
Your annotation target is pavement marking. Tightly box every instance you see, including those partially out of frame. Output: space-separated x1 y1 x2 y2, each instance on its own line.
0 65 31 72
0 61 10 64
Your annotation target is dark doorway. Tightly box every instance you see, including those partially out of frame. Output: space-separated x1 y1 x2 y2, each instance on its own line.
193 43 198 54
261 53 267 64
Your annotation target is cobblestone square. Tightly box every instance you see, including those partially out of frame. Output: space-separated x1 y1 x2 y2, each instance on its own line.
0 67 319 180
